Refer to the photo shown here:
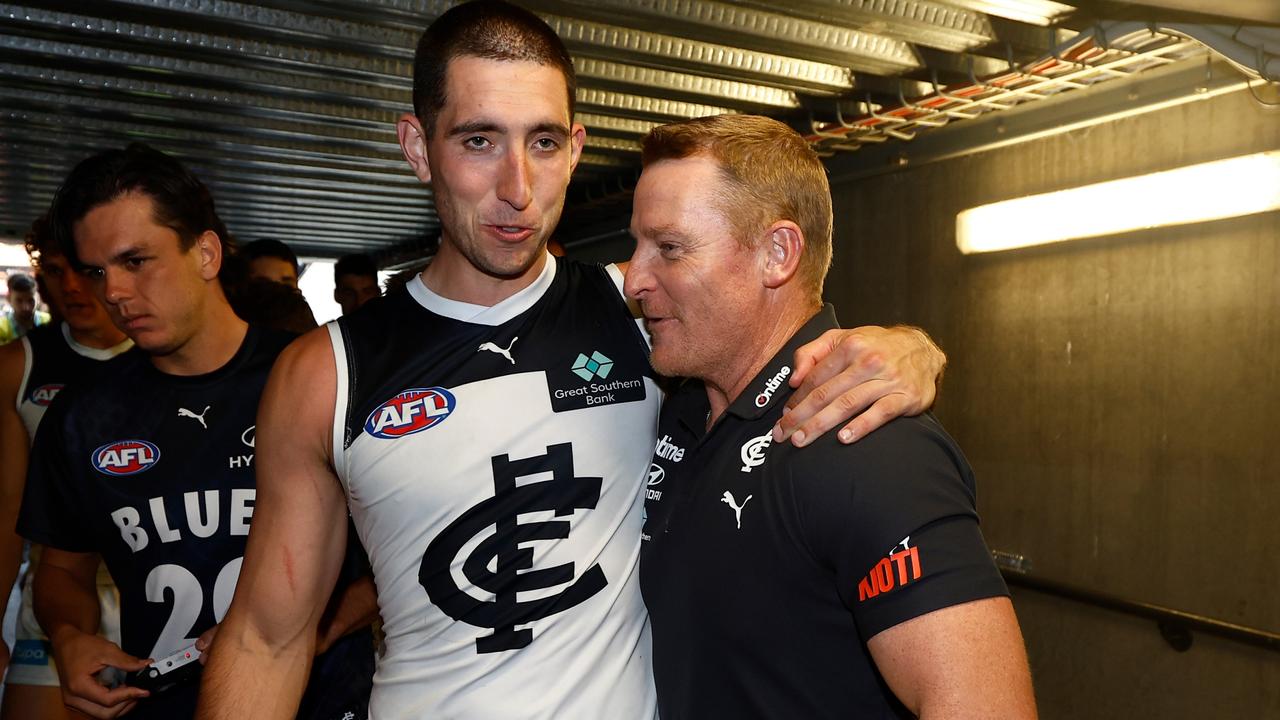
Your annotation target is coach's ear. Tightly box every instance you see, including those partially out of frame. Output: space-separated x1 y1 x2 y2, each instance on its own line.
398 113 433 185
760 220 805 289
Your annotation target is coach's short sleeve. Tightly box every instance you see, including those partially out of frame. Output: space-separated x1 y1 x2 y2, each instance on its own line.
791 414 1008 642
18 392 96 552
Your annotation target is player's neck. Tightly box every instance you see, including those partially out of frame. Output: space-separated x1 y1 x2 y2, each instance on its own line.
151 297 249 377
420 241 548 307
67 321 128 350
704 299 819 429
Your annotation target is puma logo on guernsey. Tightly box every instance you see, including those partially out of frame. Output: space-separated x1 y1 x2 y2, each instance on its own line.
478 336 518 365
178 405 210 429
721 491 752 529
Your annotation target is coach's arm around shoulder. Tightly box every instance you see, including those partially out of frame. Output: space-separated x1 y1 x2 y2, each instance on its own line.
868 595 1037 719
196 329 351 720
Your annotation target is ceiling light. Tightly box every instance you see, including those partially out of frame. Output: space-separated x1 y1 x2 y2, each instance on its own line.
956 151 1280 254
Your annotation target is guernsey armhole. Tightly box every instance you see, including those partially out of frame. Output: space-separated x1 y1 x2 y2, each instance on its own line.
325 321 352 499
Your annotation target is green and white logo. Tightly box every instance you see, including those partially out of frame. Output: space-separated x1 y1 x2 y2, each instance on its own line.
571 351 613 382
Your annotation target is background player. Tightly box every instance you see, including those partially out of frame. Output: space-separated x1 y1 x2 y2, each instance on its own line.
0 215 133 719
332 254 381 316
0 273 51 344
19 143 374 720
241 239 300 289
198 3 947 719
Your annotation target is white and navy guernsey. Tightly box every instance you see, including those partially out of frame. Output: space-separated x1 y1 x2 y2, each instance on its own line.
16 322 133 441
18 326 373 720
640 304 1009 720
329 254 660 719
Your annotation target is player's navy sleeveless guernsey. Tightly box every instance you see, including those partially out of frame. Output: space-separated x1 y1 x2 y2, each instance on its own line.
16 322 133 440
330 255 660 719
18 327 290 719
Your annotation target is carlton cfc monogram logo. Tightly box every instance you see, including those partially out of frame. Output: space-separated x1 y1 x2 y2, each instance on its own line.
91 440 160 476
365 387 455 438
419 442 607 654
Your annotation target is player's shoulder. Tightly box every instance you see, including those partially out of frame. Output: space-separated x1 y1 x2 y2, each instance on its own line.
785 413 975 501
272 323 337 382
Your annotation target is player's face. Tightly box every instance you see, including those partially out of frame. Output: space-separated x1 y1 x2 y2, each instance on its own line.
38 253 117 334
248 256 298 288
423 56 585 280
334 273 379 315
625 156 764 381
7 288 35 323
73 192 219 357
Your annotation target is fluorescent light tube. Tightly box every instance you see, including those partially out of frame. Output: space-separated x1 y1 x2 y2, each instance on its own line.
956 150 1280 254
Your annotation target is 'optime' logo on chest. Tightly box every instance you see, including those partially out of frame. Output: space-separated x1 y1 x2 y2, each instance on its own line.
365 387 456 439
91 440 160 476
29 383 64 407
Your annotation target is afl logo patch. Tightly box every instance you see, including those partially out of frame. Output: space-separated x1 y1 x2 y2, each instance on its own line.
365 387 455 439
29 384 64 407
91 440 160 476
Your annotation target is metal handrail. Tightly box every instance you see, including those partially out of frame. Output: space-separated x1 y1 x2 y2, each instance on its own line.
994 553 1280 654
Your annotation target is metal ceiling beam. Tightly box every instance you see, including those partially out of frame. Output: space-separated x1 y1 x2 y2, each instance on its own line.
0 23 409 110
731 0 997 52
541 13 853 94
4 2 414 85
576 56 799 110
931 0 1077 26
824 54 1245 183
31 0 418 60
526 0 921 73
576 87 736 122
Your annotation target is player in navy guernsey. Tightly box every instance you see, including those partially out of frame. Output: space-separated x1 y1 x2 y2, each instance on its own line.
0 215 134 720
17 144 376 720
628 115 1037 718
199 4 947 719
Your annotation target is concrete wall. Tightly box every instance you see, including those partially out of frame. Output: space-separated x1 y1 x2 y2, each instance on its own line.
824 87 1280 717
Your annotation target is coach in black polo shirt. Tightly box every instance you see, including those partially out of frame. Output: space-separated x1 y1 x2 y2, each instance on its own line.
625 114 1037 720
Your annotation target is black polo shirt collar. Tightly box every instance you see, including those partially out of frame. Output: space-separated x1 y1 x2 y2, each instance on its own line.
671 304 839 437
726 303 839 421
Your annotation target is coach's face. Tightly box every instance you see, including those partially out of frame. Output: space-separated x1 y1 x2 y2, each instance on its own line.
73 192 220 357
400 56 585 282
625 155 764 381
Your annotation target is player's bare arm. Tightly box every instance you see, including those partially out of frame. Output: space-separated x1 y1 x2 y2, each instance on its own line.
196 328 350 720
614 260 945 445
34 547 150 719
0 340 29 676
777 325 946 445
316 575 380 655
867 596 1037 719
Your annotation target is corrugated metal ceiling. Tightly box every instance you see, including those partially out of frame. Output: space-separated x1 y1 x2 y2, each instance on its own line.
0 0 1267 261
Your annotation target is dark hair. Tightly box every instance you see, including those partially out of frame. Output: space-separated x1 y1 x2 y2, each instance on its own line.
413 0 576 135
241 239 299 274
6 273 35 293
49 142 232 268
334 253 377 281
22 213 55 267
228 278 317 335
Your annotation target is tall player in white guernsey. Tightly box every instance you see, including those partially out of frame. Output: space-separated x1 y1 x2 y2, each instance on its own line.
198 3 946 719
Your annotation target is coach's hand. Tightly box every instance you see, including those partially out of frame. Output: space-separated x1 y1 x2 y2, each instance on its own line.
777 325 945 446
50 626 150 718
